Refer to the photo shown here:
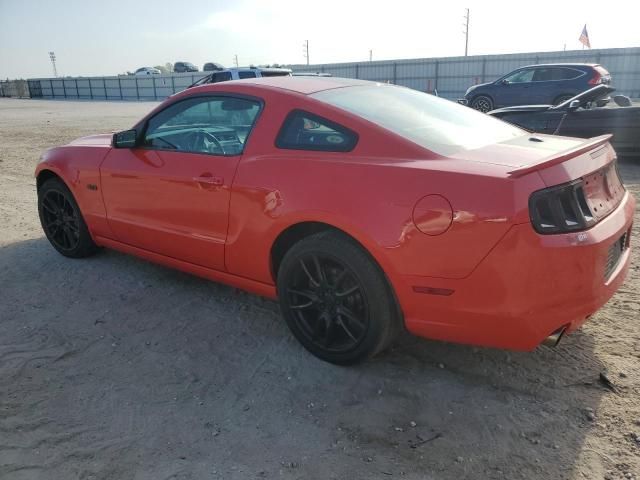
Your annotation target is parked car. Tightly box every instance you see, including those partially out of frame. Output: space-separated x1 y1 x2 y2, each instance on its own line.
174 61 199 73
203 62 225 72
134 67 161 76
461 63 612 112
35 77 634 364
489 85 640 157
188 67 291 88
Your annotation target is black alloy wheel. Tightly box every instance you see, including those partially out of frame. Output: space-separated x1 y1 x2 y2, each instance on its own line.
287 253 369 354
40 189 80 252
471 95 494 113
38 177 98 258
277 231 400 364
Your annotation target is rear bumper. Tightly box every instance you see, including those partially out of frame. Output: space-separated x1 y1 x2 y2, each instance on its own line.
395 191 636 350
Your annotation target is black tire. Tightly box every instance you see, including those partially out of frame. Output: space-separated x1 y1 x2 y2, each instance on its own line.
277 231 401 365
38 177 98 258
553 94 574 106
470 95 493 113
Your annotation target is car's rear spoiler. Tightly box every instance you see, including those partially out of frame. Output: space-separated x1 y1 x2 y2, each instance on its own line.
507 134 613 178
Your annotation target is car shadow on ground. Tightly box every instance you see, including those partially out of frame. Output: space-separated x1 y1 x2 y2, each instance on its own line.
0 237 614 480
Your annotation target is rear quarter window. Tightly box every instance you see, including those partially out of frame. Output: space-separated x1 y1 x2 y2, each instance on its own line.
275 110 358 152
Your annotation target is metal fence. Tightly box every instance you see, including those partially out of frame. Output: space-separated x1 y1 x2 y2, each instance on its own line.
288 46 640 99
0 80 30 98
8 46 640 102
25 72 210 101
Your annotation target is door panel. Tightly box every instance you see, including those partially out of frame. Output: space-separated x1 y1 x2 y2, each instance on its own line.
499 69 535 107
100 148 238 270
99 94 262 271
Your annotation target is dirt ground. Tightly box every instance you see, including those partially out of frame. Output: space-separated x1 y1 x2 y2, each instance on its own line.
0 98 638 480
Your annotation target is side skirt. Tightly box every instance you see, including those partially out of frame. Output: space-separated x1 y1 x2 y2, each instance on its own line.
94 236 277 299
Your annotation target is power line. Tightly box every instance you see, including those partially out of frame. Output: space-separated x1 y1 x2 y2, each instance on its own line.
463 8 470 56
48 51 58 77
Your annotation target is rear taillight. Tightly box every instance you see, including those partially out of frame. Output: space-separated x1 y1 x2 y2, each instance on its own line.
588 71 602 85
529 180 595 234
529 162 624 234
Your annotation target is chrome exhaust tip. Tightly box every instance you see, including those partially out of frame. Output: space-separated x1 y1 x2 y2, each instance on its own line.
542 327 566 348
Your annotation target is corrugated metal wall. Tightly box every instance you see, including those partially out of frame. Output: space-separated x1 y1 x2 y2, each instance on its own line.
22 47 640 101
26 72 208 101
288 47 640 99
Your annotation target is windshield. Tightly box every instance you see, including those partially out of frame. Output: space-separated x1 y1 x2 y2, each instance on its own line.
312 84 526 155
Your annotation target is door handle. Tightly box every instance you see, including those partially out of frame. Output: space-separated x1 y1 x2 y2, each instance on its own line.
193 175 224 186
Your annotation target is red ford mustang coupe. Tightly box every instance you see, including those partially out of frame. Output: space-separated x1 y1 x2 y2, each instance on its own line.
36 77 635 364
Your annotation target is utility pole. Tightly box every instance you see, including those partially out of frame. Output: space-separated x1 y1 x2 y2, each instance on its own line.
369 49 373 61
463 8 470 56
48 51 58 77
302 40 309 65
233 54 239 67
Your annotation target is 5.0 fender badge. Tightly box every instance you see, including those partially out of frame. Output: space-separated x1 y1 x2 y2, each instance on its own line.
87 184 98 191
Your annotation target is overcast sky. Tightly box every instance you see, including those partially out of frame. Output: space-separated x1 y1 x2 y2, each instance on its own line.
1 0 639 78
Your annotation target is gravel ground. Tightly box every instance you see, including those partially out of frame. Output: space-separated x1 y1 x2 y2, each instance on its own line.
0 98 639 480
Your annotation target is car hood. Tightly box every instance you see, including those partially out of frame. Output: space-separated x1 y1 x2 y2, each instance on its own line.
68 134 113 147
489 105 551 115
465 82 492 94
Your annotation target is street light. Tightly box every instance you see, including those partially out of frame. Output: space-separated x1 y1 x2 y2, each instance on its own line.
48 51 58 77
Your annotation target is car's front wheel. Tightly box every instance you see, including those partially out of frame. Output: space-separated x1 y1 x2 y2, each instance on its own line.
38 177 98 258
277 231 401 365
471 95 494 112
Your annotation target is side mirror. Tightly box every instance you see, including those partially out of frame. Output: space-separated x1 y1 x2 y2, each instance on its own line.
567 100 581 112
112 129 137 148
501 79 510 85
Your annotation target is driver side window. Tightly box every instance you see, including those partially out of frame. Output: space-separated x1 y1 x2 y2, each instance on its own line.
503 69 534 83
143 96 261 156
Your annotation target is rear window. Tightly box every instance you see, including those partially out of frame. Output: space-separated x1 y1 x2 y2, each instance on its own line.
312 85 525 156
260 71 291 77
211 72 232 83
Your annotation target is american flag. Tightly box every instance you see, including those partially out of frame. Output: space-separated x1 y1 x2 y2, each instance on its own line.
579 24 591 48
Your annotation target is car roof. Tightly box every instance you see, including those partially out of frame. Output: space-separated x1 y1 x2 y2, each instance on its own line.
518 63 599 68
204 76 374 94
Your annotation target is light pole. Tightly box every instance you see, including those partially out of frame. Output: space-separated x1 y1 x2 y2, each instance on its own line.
233 54 239 67
369 49 373 62
463 8 470 56
302 40 309 65
49 51 58 77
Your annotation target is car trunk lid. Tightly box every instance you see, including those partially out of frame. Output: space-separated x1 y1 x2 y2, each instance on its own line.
506 134 612 178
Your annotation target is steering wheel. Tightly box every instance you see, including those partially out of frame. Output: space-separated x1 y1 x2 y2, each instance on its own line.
184 129 226 154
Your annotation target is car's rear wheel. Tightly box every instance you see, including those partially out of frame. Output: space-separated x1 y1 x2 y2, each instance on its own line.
471 95 493 112
553 94 574 105
277 231 400 365
38 177 98 258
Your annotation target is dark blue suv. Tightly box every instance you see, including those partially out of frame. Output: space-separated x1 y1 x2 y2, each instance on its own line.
461 63 611 112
